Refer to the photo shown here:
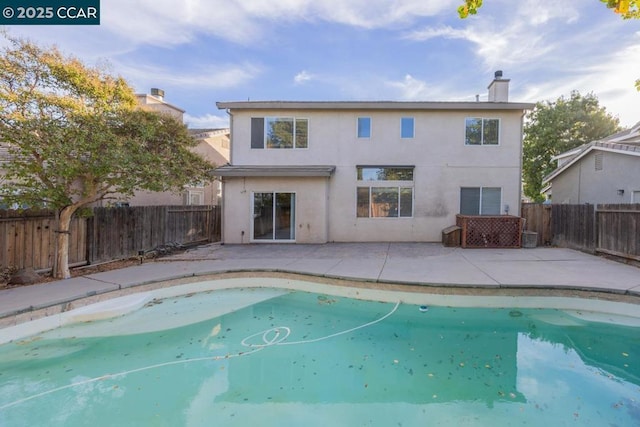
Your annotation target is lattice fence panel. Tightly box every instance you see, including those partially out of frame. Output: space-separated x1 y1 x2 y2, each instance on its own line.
456 215 523 248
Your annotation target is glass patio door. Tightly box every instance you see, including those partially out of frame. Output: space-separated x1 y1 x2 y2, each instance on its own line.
252 192 295 241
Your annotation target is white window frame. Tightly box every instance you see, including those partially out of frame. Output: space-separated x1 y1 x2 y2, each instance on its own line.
464 117 500 146
185 190 204 205
264 117 309 149
356 166 414 218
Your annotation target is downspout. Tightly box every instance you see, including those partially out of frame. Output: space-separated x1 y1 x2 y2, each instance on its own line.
221 108 233 244
518 110 526 215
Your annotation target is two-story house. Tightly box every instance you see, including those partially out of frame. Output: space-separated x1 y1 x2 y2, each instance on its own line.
213 72 534 244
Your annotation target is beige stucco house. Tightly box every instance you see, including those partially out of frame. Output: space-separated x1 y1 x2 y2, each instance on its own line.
543 121 640 204
213 72 534 244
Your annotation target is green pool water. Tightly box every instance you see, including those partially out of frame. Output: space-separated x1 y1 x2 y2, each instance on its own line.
0 288 639 426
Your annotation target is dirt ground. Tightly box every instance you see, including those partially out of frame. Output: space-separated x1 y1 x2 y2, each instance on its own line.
1 257 155 290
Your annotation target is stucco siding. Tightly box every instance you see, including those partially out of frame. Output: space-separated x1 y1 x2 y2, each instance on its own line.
222 177 329 244
222 107 525 243
552 151 640 204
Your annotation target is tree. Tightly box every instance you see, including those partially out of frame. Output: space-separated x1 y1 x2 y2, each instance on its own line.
0 34 213 278
522 91 620 202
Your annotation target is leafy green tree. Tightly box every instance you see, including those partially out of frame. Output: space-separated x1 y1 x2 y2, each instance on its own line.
522 91 620 202
0 34 213 278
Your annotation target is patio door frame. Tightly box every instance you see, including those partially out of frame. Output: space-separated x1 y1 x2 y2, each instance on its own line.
250 191 296 242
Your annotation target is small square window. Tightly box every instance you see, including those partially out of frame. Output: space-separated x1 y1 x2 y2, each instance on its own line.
401 117 414 139
357 117 371 138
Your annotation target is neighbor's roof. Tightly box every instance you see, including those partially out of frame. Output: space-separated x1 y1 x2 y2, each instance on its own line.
211 165 336 178
216 100 535 111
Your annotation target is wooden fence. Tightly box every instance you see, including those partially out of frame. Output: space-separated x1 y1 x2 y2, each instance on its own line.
551 204 596 252
521 203 640 262
1 205 221 271
521 203 552 246
0 209 86 271
596 204 640 262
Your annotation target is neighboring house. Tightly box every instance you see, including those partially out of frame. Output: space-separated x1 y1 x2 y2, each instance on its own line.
213 72 534 244
102 90 230 206
543 121 640 204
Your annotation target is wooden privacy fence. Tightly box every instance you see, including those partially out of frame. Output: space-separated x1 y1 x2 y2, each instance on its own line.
596 204 640 262
1 205 221 271
551 204 596 252
522 203 640 262
0 209 86 271
520 203 552 246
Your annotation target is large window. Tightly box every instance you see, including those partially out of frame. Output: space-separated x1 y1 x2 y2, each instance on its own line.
251 117 308 149
357 117 371 138
356 166 413 218
465 118 499 145
401 117 414 139
252 192 295 240
460 187 501 215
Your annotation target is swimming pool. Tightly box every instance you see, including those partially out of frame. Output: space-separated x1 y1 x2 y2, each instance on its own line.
1 279 639 426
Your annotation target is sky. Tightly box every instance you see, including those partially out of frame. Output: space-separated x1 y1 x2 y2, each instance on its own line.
5 0 640 129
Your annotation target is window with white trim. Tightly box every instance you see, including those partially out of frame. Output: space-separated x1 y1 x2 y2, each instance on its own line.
465 118 499 145
460 187 501 215
356 166 414 218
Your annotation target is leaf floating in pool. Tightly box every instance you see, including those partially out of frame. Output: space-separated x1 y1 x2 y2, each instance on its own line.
509 310 523 318
622 352 629 357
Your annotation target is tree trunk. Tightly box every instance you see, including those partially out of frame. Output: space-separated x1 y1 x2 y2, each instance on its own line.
53 206 76 279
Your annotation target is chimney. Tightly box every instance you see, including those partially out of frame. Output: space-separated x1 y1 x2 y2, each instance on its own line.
150 88 165 101
487 70 509 102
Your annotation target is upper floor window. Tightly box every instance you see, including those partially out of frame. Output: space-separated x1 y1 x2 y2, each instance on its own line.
465 118 499 145
401 117 414 139
251 117 308 149
357 117 371 138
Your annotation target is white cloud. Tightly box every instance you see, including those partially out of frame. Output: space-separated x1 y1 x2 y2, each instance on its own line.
99 0 460 48
184 113 229 129
293 70 315 85
518 42 640 128
115 61 262 90
386 74 432 100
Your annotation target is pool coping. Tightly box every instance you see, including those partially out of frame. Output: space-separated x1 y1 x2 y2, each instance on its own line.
2 270 640 343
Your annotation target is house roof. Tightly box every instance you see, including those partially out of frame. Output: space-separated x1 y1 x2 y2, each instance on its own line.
211 165 336 178
216 100 534 111
543 140 640 184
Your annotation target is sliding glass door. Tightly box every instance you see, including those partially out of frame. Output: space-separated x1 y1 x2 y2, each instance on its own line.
252 192 295 241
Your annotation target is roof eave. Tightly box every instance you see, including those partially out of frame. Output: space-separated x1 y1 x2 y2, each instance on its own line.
216 101 535 111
